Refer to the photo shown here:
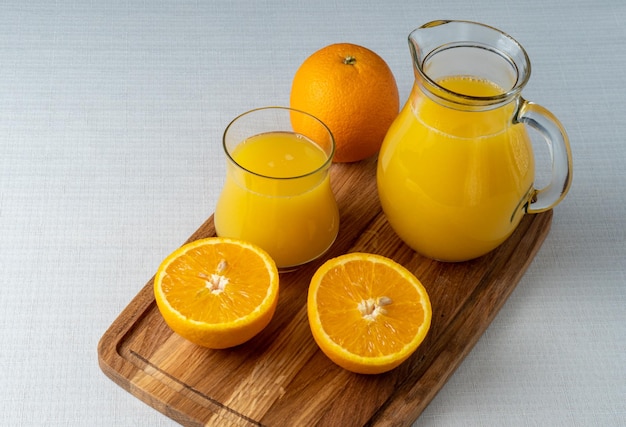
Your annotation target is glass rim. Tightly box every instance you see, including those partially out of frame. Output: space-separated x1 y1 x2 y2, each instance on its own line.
222 106 335 180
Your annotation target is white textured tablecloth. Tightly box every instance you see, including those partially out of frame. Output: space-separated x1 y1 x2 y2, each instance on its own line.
1 1 624 426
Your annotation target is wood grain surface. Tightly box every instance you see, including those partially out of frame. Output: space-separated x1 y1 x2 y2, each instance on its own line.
98 157 553 426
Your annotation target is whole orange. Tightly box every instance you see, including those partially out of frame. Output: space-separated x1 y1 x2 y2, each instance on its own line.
290 43 400 163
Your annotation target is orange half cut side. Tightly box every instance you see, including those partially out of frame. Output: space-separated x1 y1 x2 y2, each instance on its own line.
307 252 431 374
154 237 279 349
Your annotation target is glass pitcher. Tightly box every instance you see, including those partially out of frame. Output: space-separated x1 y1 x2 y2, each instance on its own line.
377 20 573 262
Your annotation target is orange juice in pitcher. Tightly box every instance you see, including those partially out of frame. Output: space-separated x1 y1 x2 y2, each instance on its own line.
377 21 573 262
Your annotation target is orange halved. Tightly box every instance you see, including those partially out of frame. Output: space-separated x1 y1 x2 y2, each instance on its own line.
154 237 279 349
307 253 431 374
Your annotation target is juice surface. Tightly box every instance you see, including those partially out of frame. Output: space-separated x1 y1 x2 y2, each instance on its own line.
377 76 535 261
215 131 339 268
233 131 328 178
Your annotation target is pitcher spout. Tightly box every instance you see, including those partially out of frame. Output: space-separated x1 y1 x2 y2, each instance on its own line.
408 20 450 77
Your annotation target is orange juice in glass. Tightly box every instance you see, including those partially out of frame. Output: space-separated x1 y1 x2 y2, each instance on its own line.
214 107 339 270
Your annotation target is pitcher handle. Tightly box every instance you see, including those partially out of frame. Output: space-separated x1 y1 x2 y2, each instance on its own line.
516 98 573 213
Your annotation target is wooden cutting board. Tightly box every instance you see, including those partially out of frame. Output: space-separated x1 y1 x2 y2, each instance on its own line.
98 157 552 426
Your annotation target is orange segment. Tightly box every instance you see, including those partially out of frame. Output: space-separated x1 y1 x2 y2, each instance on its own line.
154 237 279 349
307 253 431 374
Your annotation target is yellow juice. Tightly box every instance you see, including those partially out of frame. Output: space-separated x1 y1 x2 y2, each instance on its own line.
377 76 535 261
215 131 339 268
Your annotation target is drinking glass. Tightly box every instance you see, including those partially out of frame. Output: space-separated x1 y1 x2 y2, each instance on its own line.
214 107 339 270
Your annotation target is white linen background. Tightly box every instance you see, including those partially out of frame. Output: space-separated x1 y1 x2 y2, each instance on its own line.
0 0 624 426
